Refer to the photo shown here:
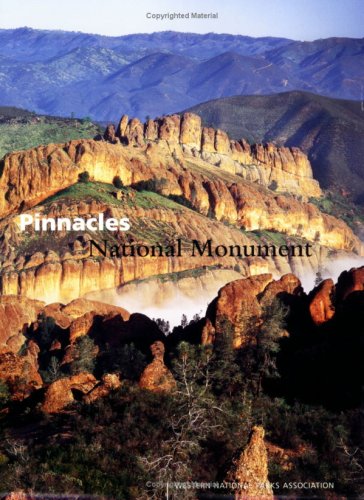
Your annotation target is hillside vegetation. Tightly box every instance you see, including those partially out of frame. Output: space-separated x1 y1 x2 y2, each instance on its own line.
0 106 101 159
187 91 364 203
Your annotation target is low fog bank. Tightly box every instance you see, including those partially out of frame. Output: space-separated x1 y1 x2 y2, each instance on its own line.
298 255 364 292
85 269 240 328
84 256 364 327
116 291 208 328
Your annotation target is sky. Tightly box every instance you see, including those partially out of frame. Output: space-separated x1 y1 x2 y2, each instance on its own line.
0 0 363 40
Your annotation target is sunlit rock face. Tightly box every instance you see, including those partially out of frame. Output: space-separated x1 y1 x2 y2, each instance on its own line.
202 273 305 348
0 112 321 217
308 279 336 325
202 273 275 348
0 266 363 406
139 341 176 392
0 120 359 254
0 295 45 353
202 265 364 349
227 426 274 499
0 113 362 306
42 373 98 413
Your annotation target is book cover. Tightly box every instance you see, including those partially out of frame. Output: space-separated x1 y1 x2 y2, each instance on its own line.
0 0 363 498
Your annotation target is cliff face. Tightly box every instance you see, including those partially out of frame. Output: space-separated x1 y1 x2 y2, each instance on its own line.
0 112 362 305
0 115 358 254
119 112 321 199
0 296 45 353
0 195 335 303
0 113 320 214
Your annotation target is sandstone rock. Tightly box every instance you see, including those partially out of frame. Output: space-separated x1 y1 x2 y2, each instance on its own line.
42 372 97 413
0 345 42 400
23 252 45 269
0 116 362 305
202 273 307 347
336 266 364 301
228 426 273 499
145 118 158 141
158 115 181 143
202 274 273 347
260 273 303 306
180 112 202 149
139 341 176 392
215 129 231 154
43 303 72 329
125 118 144 146
104 124 117 143
69 311 95 343
61 298 130 321
0 296 44 353
201 127 216 153
0 121 358 253
309 279 335 325
116 114 129 138
84 373 121 403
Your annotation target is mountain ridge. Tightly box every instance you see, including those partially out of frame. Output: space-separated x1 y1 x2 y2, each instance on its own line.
0 28 363 121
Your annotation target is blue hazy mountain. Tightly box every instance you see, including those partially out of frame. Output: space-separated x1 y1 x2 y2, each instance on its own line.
0 28 363 121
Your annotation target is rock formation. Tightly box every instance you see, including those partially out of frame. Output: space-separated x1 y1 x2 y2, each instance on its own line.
227 426 273 499
42 372 97 413
0 266 363 409
0 188 341 304
0 112 362 307
115 112 321 199
0 343 42 400
0 296 44 353
202 273 303 347
202 274 273 347
83 373 121 404
335 266 364 301
139 341 176 392
308 279 335 325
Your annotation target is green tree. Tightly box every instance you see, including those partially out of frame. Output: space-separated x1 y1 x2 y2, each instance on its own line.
255 298 288 395
154 318 170 335
180 314 188 328
0 380 9 409
112 343 146 381
37 313 56 350
140 342 224 498
70 336 96 375
78 171 90 183
113 176 124 189
210 317 244 398
41 356 62 384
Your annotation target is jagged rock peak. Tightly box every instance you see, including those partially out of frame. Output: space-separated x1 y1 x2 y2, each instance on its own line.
103 111 321 198
227 425 273 499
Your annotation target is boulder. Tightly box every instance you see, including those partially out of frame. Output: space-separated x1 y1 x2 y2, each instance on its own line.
84 373 121 403
0 296 44 353
42 372 97 413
